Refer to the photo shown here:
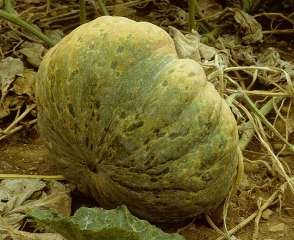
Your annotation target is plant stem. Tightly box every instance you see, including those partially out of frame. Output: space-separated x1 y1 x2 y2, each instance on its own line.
242 93 294 151
238 97 282 151
200 26 221 43
188 0 215 33
97 0 109 16
0 0 55 46
79 0 86 24
4 0 14 14
0 174 65 180
241 0 250 12
188 0 196 31
228 92 294 152
248 0 266 14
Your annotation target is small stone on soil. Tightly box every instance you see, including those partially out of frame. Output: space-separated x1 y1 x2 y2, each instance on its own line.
262 209 274 220
268 223 285 232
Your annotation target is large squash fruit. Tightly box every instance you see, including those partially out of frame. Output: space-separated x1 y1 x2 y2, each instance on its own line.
36 16 239 222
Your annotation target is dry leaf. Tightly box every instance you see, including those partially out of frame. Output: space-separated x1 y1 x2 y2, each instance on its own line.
19 42 46 67
11 70 36 97
2 95 26 111
0 57 24 118
204 8 263 44
233 8 263 44
198 0 223 17
234 46 293 82
161 5 187 26
169 26 216 61
0 179 71 240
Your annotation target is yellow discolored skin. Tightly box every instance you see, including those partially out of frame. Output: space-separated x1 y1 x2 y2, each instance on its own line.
36 16 239 223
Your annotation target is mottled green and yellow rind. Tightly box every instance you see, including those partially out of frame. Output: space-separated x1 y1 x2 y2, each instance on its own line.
36 16 239 222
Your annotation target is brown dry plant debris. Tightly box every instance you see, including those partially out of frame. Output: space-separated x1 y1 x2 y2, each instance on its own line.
0 1 294 239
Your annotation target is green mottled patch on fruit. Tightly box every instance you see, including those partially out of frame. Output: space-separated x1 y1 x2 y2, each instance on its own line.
77 36 83 42
88 44 96 51
188 72 196 77
69 69 79 80
110 61 118 70
67 103 75 118
116 45 124 54
126 34 133 40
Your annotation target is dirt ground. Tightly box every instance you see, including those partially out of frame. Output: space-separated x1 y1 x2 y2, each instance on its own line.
1 0 294 239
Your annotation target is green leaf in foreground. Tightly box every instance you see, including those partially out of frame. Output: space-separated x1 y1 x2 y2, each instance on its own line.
28 205 184 240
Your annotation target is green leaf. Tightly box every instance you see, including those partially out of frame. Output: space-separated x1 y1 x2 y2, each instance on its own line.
28 205 184 240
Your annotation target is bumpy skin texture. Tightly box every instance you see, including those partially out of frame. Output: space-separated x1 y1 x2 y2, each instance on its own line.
36 16 239 222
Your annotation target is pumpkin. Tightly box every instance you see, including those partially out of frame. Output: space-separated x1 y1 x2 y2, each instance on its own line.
36 16 240 223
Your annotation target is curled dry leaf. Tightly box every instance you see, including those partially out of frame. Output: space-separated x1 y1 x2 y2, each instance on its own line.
161 5 188 26
0 56 37 120
19 42 46 68
169 26 216 61
0 179 71 240
11 70 36 98
256 48 294 81
0 57 24 118
153 0 170 11
233 8 263 44
0 57 36 119
205 8 263 44
1 95 27 112
234 46 293 83
198 0 223 17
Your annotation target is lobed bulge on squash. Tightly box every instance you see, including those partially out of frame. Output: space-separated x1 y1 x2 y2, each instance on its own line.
36 16 240 223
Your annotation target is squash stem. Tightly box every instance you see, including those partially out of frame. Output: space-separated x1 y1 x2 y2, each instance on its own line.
97 0 109 16
79 0 87 24
188 0 214 33
0 0 55 47
227 92 294 152
188 0 196 31
4 0 14 14
200 26 221 44
241 0 251 12
248 0 266 14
